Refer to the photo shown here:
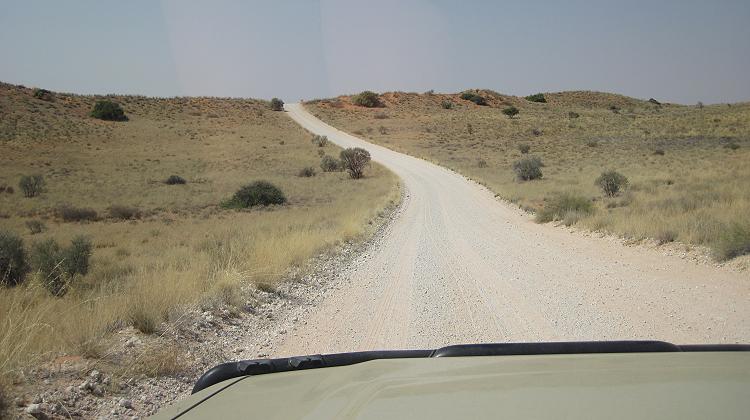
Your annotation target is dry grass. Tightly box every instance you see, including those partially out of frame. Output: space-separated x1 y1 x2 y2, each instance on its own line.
0 82 399 386
307 90 750 259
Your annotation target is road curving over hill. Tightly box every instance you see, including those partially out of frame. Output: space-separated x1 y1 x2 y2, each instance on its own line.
279 102 749 353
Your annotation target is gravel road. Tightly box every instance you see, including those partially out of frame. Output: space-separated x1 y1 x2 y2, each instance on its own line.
279 103 749 353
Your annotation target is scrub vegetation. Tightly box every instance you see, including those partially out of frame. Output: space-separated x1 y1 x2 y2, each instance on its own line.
0 82 398 388
306 89 750 260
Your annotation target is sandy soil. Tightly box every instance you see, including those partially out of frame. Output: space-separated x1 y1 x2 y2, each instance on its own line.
277 103 749 355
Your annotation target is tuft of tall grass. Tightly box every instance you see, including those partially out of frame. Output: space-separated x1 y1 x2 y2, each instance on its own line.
536 193 594 223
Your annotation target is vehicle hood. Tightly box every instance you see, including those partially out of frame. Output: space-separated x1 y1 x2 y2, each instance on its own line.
153 352 750 419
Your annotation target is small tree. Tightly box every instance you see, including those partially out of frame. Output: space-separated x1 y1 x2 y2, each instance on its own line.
502 106 519 118
340 148 371 179
353 91 381 108
0 230 29 287
513 157 543 181
90 100 128 121
525 93 546 103
596 170 628 197
270 98 284 111
19 175 44 197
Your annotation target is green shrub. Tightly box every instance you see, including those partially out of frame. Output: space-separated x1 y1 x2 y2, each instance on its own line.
477 159 488 168
340 148 371 179
25 220 46 234
270 98 284 111
311 135 328 147
108 205 142 220
320 155 341 172
441 101 453 109
536 193 594 223
31 236 91 297
19 174 44 197
502 106 519 118
512 157 543 181
62 235 93 278
353 91 381 108
518 144 531 154
378 126 388 135
0 230 29 287
568 111 580 119
90 100 127 121
224 181 286 208
596 170 629 197
165 175 187 185
32 88 53 101
30 239 64 296
459 92 487 106
317 149 325 157
714 223 750 261
57 205 99 222
724 142 740 150
525 93 546 103
298 167 316 177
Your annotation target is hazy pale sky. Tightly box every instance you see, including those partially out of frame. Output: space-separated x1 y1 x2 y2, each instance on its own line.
1 0 748 104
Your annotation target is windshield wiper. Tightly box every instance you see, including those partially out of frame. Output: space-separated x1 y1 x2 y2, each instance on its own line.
192 340 750 393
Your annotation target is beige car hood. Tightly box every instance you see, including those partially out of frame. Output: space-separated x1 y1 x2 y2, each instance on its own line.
153 352 750 419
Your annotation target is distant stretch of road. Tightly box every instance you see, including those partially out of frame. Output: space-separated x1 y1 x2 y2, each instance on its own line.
279 102 748 353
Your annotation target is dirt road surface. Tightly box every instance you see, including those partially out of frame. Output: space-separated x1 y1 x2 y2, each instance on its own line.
278 103 748 354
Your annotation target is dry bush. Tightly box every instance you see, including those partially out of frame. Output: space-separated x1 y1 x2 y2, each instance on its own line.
165 175 187 185
57 205 99 222
298 167 316 177
340 148 371 179
19 175 44 198
25 220 46 234
596 170 629 197
108 205 142 220
536 193 594 223
320 155 341 172
513 157 543 181
311 135 328 147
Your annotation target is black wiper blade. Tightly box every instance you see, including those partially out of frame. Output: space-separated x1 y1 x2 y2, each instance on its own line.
192 340 750 394
193 350 431 394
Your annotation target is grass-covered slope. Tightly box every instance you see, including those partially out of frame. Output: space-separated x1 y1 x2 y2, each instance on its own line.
307 90 749 260
0 82 398 387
